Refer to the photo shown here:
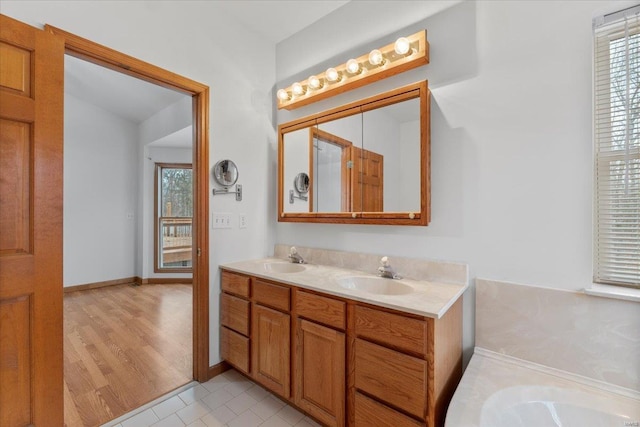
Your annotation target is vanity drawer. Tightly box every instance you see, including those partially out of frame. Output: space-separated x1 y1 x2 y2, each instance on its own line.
296 290 345 330
355 305 427 355
221 293 250 335
253 279 290 312
221 326 250 373
355 338 426 418
354 392 423 427
221 271 250 298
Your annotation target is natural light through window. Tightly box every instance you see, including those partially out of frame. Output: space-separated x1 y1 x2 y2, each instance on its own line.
594 8 640 288
156 163 193 272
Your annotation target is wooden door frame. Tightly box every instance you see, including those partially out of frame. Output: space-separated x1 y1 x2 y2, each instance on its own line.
309 127 353 212
44 25 210 382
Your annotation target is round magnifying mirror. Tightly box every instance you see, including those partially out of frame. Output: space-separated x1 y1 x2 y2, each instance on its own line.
294 172 310 194
213 160 238 187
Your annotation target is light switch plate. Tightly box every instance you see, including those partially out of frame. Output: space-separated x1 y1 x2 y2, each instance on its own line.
212 213 232 229
239 214 247 229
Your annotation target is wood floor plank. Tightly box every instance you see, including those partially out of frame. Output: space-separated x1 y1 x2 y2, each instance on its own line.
74 388 115 427
64 378 84 427
67 330 110 389
64 284 192 427
138 343 191 387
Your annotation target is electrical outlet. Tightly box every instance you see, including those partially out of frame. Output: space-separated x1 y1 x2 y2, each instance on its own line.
239 214 247 229
126 212 134 220
212 213 232 229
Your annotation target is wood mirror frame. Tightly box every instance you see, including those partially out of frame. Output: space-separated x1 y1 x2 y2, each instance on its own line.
278 80 430 226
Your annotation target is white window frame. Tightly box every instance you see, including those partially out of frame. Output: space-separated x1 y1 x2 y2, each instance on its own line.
592 5 640 293
154 163 193 273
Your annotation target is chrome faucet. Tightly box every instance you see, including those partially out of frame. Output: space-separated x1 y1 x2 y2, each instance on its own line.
377 256 401 279
288 246 305 264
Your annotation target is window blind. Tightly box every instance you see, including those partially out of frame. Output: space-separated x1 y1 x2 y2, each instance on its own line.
594 6 640 288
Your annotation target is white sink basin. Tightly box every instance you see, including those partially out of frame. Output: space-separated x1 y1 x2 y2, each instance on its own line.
338 276 413 295
263 262 306 273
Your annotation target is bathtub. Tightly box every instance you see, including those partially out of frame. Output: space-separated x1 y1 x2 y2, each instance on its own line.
445 348 640 427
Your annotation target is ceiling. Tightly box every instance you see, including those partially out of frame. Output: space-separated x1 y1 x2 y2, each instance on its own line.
64 54 188 124
64 1 350 145
214 1 349 45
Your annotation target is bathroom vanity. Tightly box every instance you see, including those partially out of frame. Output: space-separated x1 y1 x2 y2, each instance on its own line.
219 249 466 427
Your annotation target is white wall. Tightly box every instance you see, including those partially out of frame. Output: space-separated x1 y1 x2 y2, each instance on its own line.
4 1 276 365
63 94 138 286
138 97 192 146
275 0 638 364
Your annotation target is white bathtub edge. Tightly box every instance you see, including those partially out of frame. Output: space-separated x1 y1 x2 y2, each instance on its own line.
474 347 640 400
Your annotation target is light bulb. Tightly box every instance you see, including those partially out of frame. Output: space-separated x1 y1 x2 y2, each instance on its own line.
292 82 305 96
277 89 290 101
368 49 385 66
308 75 323 90
394 37 411 55
346 59 361 74
326 67 341 82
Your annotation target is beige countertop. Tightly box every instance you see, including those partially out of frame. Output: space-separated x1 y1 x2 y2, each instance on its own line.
220 257 467 319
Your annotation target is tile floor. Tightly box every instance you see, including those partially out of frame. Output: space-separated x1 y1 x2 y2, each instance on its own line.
105 370 322 427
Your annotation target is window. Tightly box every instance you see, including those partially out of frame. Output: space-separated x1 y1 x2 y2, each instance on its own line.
594 6 640 288
155 163 193 272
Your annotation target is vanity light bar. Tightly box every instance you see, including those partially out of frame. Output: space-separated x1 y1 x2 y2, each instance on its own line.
276 30 428 110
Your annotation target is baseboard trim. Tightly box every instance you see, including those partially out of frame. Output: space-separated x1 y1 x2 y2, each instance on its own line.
208 361 230 381
141 277 193 285
64 276 193 292
64 277 138 293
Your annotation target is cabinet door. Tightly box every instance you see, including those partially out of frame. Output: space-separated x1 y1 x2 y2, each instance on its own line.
252 304 290 397
295 319 345 427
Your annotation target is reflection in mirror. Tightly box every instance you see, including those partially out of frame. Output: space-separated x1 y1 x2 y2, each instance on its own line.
294 172 310 194
313 113 361 212
278 80 429 225
283 127 311 212
289 172 310 205
363 98 420 212
312 131 349 212
212 159 238 187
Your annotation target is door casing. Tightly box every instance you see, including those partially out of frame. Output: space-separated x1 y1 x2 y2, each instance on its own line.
45 24 211 382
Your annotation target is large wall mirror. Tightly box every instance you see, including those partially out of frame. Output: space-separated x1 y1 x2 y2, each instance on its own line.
278 80 430 225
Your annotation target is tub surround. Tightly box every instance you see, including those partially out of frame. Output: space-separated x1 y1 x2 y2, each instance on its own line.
446 348 640 427
445 279 640 426
476 279 640 393
221 247 468 319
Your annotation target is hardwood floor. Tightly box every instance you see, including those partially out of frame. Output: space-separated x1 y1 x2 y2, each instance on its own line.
63 284 192 427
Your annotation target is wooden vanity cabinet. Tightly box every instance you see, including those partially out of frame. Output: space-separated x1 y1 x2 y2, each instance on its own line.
220 271 251 374
354 392 423 427
295 291 346 427
251 279 291 397
352 301 463 427
219 268 462 427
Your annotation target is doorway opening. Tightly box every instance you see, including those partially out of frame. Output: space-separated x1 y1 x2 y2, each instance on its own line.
47 25 210 426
